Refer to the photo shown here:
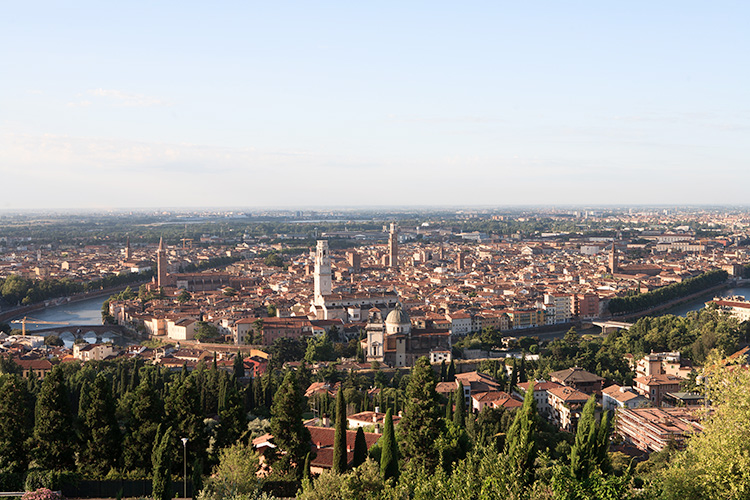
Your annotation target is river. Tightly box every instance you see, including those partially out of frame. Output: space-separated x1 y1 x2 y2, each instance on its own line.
661 286 750 317
9 295 106 329
7 295 129 348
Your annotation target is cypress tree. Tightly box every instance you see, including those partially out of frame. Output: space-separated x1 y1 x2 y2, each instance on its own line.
217 383 246 449
233 352 244 379
123 376 163 475
596 410 612 473
128 358 140 392
570 395 597 480
191 457 203 500
445 392 453 421
453 382 466 428
446 359 456 382
352 427 368 468
270 371 311 478
79 373 121 476
509 358 518 392
399 357 443 469
33 366 75 470
151 425 174 500
302 452 312 481
440 360 447 382
165 375 207 470
504 382 537 488
218 375 228 412
332 389 348 473
0 374 33 475
380 408 399 482
253 376 263 413
119 364 128 398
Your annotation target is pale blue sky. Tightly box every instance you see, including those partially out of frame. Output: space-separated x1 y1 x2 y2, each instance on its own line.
2 2 748 209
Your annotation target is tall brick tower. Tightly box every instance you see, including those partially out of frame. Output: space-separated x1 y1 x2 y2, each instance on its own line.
157 237 168 287
388 222 398 270
609 241 618 274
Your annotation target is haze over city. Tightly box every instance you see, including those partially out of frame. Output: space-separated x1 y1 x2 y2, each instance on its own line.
2 2 749 209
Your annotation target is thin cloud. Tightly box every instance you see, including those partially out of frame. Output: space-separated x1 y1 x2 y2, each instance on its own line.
67 100 92 108
88 88 168 107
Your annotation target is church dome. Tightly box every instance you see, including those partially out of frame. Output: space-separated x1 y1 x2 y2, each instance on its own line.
385 304 410 332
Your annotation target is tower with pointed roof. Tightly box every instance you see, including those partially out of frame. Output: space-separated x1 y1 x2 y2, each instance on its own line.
157 237 168 287
388 222 398 269
609 241 618 274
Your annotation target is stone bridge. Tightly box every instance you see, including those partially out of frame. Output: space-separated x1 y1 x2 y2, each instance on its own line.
32 324 134 344
591 320 634 334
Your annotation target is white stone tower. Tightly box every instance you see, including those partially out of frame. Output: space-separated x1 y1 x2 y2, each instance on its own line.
314 240 332 305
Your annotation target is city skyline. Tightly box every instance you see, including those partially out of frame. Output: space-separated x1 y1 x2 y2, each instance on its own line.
2 2 749 209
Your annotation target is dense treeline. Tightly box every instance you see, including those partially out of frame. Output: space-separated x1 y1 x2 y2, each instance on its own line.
608 269 728 315
0 271 154 307
0 356 262 492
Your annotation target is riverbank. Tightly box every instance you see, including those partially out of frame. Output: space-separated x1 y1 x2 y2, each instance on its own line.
0 281 149 324
613 281 731 321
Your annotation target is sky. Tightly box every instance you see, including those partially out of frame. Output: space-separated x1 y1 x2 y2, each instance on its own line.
1 1 749 209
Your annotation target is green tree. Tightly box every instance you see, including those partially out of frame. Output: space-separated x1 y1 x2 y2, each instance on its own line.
164 375 207 470
399 357 444 470
177 289 192 303
122 376 163 474
299 459 385 500
0 374 33 475
197 442 260 500
380 408 399 482
504 381 537 489
453 382 465 428
151 425 174 500
651 353 750 500
79 373 121 476
33 367 75 470
270 371 311 478
194 321 220 342
332 389 348 474
305 334 337 363
353 427 368 468
233 353 245 379
447 360 456 382
570 395 598 481
264 253 283 268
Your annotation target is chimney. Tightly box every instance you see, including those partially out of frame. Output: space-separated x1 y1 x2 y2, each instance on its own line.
322 416 330 427
374 424 381 434
374 406 381 414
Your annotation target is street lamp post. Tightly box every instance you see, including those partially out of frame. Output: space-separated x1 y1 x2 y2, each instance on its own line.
181 437 188 499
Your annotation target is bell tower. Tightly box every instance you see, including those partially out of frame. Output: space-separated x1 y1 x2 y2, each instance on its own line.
609 241 618 274
388 222 398 269
157 237 168 287
314 240 332 305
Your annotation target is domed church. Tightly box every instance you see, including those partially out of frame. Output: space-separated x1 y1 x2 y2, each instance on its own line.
366 303 451 368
